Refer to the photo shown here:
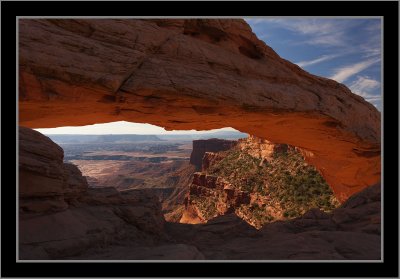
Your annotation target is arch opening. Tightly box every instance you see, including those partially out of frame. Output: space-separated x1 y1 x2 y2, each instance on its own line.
21 99 380 203
18 18 381 202
18 18 381 260
31 122 340 228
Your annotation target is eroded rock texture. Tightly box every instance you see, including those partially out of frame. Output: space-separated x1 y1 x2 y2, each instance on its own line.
19 127 380 260
19 127 170 260
19 127 88 213
168 181 381 260
18 19 380 201
181 172 251 224
181 136 340 228
190 138 237 170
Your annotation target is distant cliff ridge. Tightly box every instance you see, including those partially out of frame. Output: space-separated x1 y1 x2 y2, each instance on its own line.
189 138 237 171
46 134 162 144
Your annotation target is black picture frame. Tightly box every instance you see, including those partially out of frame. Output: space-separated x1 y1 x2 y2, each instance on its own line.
1 1 398 277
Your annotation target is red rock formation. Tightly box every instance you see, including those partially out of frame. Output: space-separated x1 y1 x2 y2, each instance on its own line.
162 162 196 221
19 128 381 260
18 19 381 201
190 139 237 170
181 172 251 223
191 173 225 190
202 151 225 171
171 184 381 260
19 126 380 260
19 127 168 259
182 136 343 228
238 135 289 162
19 127 88 213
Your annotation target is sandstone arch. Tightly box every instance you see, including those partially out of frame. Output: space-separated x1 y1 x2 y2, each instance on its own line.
18 19 381 202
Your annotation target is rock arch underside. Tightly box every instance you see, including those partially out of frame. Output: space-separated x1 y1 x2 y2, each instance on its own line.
19 19 381 203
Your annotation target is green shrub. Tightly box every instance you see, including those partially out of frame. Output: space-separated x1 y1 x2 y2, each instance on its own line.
199 144 339 227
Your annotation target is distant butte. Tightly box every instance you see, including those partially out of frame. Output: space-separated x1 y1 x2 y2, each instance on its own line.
18 19 380 201
190 138 237 171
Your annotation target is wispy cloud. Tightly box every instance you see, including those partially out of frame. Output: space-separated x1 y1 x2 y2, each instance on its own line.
244 18 382 111
251 18 341 35
245 18 272 25
296 54 339 67
349 76 381 108
248 18 350 47
362 46 381 58
246 18 381 52
330 58 380 83
349 76 380 94
364 96 381 109
288 22 347 47
360 34 381 58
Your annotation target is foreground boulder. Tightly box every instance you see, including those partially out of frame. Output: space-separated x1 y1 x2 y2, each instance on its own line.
18 127 380 260
20 188 167 260
168 184 381 260
19 127 169 260
19 127 88 213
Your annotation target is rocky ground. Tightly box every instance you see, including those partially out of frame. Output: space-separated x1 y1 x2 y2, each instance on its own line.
19 127 381 260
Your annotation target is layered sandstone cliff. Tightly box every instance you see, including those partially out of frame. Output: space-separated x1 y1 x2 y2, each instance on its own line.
180 172 251 224
19 127 176 260
18 19 381 201
19 126 88 213
190 138 237 170
237 135 289 163
18 127 380 260
181 136 339 228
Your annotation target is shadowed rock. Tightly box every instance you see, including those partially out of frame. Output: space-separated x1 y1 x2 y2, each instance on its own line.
18 127 381 260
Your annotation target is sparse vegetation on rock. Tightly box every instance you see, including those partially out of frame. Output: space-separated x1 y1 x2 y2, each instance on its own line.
184 137 340 229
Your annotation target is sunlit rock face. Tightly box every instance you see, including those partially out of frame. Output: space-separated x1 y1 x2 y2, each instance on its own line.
18 19 380 201
181 136 340 228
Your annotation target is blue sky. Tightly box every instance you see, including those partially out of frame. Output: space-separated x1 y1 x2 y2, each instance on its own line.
36 18 381 135
245 18 382 110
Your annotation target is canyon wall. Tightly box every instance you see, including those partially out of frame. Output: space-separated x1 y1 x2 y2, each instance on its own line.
18 127 381 260
19 127 173 260
18 19 381 201
180 172 251 224
181 136 340 228
190 138 237 170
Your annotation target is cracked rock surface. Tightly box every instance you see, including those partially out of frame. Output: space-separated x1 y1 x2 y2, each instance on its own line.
19 19 380 201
